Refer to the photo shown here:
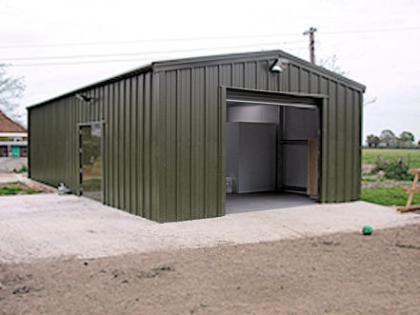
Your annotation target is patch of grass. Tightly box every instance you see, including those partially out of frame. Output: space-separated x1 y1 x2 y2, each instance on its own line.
0 186 23 195
0 183 40 196
361 176 377 182
362 187 420 207
363 148 420 168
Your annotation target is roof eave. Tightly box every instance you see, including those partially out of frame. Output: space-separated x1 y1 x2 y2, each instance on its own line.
27 64 153 110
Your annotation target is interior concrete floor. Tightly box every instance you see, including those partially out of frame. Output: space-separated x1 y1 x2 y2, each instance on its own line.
84 191 103 202
226 192 315 214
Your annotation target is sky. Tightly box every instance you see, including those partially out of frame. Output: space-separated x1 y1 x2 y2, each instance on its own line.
1 0 419 142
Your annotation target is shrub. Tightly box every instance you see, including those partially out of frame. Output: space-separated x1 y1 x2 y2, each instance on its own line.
14 165 28 173
372 157 414 181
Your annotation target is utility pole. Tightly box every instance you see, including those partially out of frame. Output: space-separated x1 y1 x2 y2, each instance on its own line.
303 27 317 64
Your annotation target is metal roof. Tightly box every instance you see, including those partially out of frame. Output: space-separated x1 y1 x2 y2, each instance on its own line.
28 49 365 109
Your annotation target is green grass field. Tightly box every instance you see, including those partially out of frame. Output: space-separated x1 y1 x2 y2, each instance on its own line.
362 187 420 207
363 148 420 168
362 148 419 206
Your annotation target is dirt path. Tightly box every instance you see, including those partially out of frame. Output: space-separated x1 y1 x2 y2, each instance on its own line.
1 224 420 315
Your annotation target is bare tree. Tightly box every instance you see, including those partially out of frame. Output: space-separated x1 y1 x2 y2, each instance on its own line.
363 97 377 107
318 55 348 76
319 55 376 107
0 64 25 120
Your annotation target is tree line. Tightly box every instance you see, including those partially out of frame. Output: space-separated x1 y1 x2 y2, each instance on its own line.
366 130 419 148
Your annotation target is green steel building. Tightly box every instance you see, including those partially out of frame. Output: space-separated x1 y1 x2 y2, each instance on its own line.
28 50 365 222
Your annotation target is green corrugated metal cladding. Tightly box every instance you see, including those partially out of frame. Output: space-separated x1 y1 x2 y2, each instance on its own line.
28 50 365 222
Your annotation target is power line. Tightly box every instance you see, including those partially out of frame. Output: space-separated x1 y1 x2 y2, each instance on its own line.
8 57 170 67
322 26 420 35
0 34 304 49
7 45 307 68
1 41 306 62
1 26 419 49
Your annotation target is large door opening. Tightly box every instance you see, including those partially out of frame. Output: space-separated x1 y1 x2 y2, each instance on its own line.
79 123 103 202
225 90 321 214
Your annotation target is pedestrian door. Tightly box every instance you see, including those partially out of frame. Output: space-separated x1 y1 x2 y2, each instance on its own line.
79 123 103 202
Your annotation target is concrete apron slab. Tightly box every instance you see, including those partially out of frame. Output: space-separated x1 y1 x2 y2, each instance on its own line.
0 173 55 192
0 173 20 184
0 194 419 263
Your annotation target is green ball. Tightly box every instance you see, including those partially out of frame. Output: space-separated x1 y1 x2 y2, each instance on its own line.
362 225 373 235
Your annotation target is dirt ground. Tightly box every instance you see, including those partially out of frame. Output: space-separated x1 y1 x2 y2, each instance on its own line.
1 224 420 315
